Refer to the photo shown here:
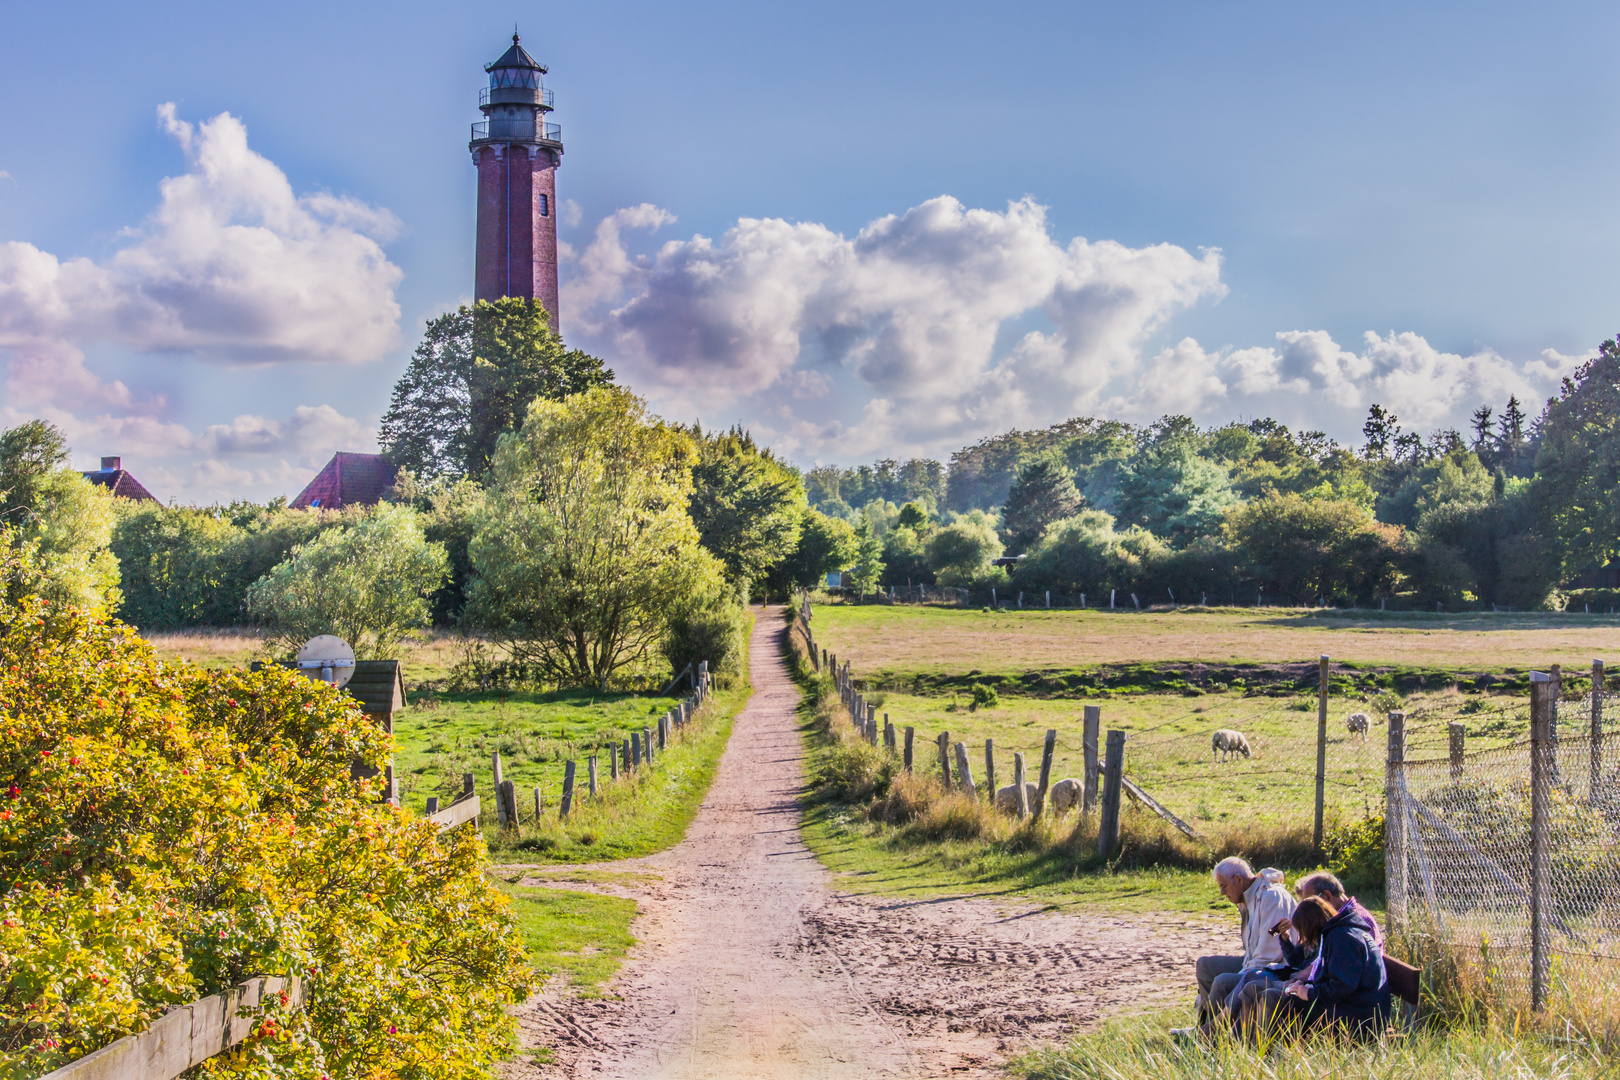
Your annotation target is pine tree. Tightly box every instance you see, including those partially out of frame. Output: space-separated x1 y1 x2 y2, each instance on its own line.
1001 459 1083 553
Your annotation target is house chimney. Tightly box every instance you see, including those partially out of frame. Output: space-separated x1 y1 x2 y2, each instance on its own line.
100 456 121 471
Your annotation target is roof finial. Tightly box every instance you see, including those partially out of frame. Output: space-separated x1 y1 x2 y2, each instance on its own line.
513 23 520 44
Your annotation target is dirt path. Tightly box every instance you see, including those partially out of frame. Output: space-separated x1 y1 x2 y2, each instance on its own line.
506 610 1227 1079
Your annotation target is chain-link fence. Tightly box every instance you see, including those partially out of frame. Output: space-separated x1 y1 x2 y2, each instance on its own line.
1389 673 1620 1017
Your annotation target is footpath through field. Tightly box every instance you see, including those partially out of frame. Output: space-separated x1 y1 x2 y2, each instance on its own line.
507 609 1227 1079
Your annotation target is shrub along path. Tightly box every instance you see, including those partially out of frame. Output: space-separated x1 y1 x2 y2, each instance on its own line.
503 609 1227 1079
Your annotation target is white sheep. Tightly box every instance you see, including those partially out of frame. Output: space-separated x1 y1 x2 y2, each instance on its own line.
1345 712 1370 737
1048 777 1083 814
994 782 1039 814
1212 729 1252 762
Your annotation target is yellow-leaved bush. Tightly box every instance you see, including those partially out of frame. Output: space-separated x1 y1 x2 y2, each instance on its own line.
0 577 535 1079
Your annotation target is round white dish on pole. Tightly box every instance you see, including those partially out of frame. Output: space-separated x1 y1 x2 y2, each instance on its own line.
296 635 356 689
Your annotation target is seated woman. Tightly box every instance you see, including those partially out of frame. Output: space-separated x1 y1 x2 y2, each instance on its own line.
1237 896 1391 1039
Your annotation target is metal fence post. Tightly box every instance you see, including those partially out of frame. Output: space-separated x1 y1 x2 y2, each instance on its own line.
1082 705 1101 814
1593 659 1605 803
1315 654 1329 855
1385 711 1406 925
1531 671 1554 1012
1098 730 1126 857
1448 722 1465 783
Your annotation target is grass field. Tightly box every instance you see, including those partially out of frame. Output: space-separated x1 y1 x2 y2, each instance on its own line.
496 881 638 996
808 602 1620 680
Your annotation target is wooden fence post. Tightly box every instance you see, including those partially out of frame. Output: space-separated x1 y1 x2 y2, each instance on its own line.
588 755 599 796
984 739 995 796
885 715 894 750
643 727 654 764
1013 752 1029 818
463 772 474 798
1530 671 1554 1012
561 761 577 819
904 726 915 771
1449 723 1464 782
1082 706 1101 814
1033 729 1057 820
954 742 976 797
426 796 439 814
492 752 507 827
1593 659 1605 802
499 780 516 830
1097 730 1125 856
631 732 640 770
1385 710 1406 925
1314 654 1329 855
533 786 542 820
867 703 879 745
658 716 667 751
938 731 952 787
609 744 618 780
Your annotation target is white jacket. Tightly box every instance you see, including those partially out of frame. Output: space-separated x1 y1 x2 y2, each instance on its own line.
1238 868 1296 971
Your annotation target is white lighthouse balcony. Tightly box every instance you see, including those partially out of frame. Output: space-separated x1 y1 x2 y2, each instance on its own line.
481 86 554 108
471 120 562 143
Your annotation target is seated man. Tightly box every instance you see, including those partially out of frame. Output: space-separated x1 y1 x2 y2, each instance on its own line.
1181 857 1295 1035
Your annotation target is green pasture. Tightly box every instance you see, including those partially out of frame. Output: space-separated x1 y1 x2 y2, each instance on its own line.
495 881 638 997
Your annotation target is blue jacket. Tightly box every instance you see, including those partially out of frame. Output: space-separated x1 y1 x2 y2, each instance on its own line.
1302 905 1391 1017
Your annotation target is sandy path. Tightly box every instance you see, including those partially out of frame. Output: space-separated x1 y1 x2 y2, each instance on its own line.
507 610 1227 1079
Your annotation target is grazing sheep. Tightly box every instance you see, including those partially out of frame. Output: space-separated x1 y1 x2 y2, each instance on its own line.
1345 712 1370 737
1212 729 1252 762
994 782 1039 814
1049 777 1083 814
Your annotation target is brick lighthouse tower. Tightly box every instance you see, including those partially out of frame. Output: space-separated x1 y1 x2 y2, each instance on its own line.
470 34 563 328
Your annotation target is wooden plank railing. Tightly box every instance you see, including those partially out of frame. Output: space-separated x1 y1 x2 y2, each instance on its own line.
40 976 302 1080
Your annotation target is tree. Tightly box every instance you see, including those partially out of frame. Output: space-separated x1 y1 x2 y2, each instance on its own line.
245 504 449 657
763 508 860 595
1470 405 1495 455
0 420 69 526
925 512 1006 588
465 387 723 689
685 425 805 593
1498 394 1527 465
1116 440 1236 547
1532 339 1620 576
0 580 531 1078
1224 492 1402 603
845 521 885 596
1362 405 1398 459
1012 510 1123 595
0 422 121 615
378 298 614 479
1000 459 1083 553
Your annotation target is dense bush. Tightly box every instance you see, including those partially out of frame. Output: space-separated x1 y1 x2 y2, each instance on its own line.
662 593 753 689
0 565 532 1080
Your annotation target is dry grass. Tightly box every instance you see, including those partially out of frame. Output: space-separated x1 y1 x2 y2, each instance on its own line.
142 626 466 683
810 603 1620 677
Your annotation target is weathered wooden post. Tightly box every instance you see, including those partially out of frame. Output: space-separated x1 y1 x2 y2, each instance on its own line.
938 731 952 787
426 796 440 814
1082 706 1101 813
533 786 543 820
1013 752 1029 818
588 755 599 796
903 726 915 771
954 742 976 797
643 727 654 764
1314 654 1329 855
492 752 507 827
1386 711 1406 925
658 716 667 752
630 732 641 770
885 715 895 750
1097 730 1125 856
984 739 995 796
561 761 577 819
1593 659 1605 802
462 773 475 798
1033 729 1058 819
1530 672 1554 1012
499 780 517 830
1449 723 1465 782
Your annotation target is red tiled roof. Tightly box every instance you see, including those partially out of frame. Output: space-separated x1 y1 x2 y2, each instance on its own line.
82 468 158 502
290 452 399 510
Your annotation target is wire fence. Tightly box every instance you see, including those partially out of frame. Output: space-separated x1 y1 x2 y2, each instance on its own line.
1389 673 1620 1016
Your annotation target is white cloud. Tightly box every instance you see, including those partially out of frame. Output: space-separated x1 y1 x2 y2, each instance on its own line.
199 404 370 456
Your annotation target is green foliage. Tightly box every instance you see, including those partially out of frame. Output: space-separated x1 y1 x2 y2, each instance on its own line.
1012 510 1124 594
378 298 614 480
663 591 752 688
1324 814 1386 895
805 458 945 518
970 682 999 708
685 425 805 591
1533 340 1620 577
1223 491 1403 603
0 420 70 527
763 508 860 595
845 521 886 595
0 579 532 1080
387 473 487 625
925 512 1006 588
245 504 449 658
1000 458 1083 553
1117 427 1238 546
466 387 724 689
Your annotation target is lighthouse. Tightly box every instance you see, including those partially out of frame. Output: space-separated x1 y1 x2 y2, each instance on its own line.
470 34 563 328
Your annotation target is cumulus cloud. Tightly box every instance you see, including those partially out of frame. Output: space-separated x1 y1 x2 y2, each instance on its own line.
199 404 370 456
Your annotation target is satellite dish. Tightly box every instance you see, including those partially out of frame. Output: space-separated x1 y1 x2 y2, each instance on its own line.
296 635 356 690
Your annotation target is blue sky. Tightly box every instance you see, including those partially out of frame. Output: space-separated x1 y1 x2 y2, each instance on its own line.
2 1 1616 502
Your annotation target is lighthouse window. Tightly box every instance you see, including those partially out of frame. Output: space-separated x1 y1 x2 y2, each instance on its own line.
540 194 549 217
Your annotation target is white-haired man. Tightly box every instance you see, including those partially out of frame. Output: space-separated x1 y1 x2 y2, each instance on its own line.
1184 856 1296 1033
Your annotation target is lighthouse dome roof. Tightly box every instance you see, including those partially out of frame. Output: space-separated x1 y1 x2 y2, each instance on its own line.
486 33 546 74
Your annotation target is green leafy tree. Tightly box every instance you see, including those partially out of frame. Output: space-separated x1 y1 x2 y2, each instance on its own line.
1224 492 1403 603
685 425 805 593
465 387 723 689
925 512 1006 588
379 298 614 479
245 504 449 657
1533 340 1620 576
845 521 886 596
763 508 860 595
0 422 120 615
1011 509 1122 595
1116 436 1236 547
999 458 1083 553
